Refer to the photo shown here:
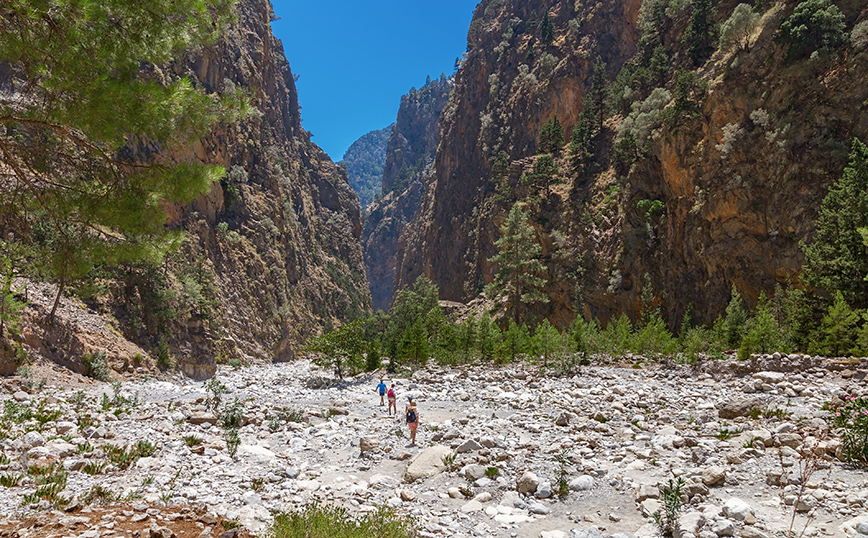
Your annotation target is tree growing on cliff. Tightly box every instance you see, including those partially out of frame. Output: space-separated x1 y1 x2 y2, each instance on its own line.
538 116 565 155
776 0 846 61
0 0 252 319
540 12 555 46
486 204 549 325
719 3 760 53
682 0 718 66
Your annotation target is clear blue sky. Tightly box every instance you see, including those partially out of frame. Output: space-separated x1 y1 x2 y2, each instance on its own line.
270 0 479 161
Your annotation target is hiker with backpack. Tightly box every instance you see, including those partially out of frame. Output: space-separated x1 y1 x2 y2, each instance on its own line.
405 396 419 446
376 378 387 406
387 383 397 415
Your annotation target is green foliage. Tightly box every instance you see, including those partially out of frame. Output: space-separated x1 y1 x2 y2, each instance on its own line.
220 397 245 429
531 319 564 367
776 0 846 61
825 396 868 465
525 154 559 195
616 87 672 160
652 478 685 538
717 286 750 349
204 378 227 412
304 319 367 379
811 291 860 357
81 351 112 382
637 199 665 220
0 244 27 340
0 0 252 319
739 292 791 358
223 427 240 457
498 320 531 363
802 139 868 309
553 446 573 497
682 0 718 66
719 4 761 52
486 204 549 324
340 125 393 208
540 12 555 46
269 502 416 538
103 440 157 470
476 311 501 362
538 116 565 155
667 69 707 126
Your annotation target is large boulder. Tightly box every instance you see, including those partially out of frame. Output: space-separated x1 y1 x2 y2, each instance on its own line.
718 397 763 419
401 445 451 483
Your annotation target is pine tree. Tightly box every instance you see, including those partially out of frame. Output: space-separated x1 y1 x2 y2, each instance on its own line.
776 0 846 61
538 116 565 155
485 204 549 324
588 58 608 135
682 0 719 66
812 291 860 357
802 139 868 308
540 12 555 45
476 312 500 362
739 292 788 359
0 0 251 319
717 285 750 348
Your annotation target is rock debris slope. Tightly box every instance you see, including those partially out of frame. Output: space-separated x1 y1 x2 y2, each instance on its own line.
0 357 866 538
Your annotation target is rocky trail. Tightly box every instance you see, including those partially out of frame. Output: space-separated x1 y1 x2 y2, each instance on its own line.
0 355 866 538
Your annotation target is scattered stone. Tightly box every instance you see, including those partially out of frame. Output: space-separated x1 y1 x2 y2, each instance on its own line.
359 436 379 453
723 497 754 521
516 471 540 494
401 445 451 483
702 466 727 487
717 398 763 419
456 439 483 453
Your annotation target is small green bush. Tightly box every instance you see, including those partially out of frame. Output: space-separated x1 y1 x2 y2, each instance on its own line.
825 396 868 465
81 351 112 382
269 502 416 538
653 478 685 538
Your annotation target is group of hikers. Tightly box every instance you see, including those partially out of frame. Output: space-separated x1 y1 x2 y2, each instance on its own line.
375 378 419 446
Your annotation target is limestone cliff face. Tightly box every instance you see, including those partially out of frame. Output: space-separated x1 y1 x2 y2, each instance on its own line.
129 0 370 376
397 0 868 328
362 77 453 311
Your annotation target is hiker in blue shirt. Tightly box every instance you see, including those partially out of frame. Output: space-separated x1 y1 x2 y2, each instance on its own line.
376 378 387 406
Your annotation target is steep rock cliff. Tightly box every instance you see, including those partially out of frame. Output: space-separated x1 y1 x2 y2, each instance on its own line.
122 0 370 376
397 0 868 328
363 77 453 311
340 126 393 210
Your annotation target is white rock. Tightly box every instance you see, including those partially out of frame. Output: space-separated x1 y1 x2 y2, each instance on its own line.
722 497 754 521
517 471 540 494
570 475 594 491
461 500 484 513
401 445 451 483
541 532 566 538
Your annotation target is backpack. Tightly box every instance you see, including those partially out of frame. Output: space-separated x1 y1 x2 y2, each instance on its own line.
406 408 417 424
387 388 395 399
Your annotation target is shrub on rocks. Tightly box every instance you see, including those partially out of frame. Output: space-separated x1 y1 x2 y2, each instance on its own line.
269 502 416 538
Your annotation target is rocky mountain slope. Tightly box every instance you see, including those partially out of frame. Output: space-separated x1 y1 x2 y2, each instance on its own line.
363 76 454 311
340 126 394 210
396 0 868 328
0 357 865 537
4 0 370 378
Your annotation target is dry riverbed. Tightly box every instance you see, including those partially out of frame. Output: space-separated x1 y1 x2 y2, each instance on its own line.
0 355 866 538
